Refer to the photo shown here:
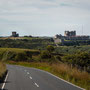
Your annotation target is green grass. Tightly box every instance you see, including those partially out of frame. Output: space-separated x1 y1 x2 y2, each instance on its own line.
0 37 54 49
0 48 40 62
0 37 44 40
0 48 39 52
55 45 90 54
7 61 90 90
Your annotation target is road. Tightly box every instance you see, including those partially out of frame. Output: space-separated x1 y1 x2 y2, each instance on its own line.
1 65 84 90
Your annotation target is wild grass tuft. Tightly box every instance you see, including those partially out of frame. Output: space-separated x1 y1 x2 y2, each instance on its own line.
0 62 6 79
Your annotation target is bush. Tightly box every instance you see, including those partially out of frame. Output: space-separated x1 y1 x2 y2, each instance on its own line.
55 55 62 62
75 52 90 67
25 51 32 58
40 50 51 59
2 51 16 61
47 45 55 53
15 52 28 61
62 52 90 67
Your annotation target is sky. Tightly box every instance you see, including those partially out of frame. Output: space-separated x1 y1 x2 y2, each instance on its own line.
0 0 90 36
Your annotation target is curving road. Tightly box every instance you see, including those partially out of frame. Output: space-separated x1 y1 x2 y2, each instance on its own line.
1 65 84 90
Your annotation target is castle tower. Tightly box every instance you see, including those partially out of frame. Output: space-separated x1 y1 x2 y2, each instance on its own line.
64 31 76 36
12 31 19 37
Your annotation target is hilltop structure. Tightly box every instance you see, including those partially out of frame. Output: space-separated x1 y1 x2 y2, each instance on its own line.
64 31 76 36
54 31 90 44
11 32 19 37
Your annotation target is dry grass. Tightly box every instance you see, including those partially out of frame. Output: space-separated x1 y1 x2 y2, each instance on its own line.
51 63 90 80
0 62 6 78
0 37 24 40
51 63 70 75
71 68 90 80
51 63 90 89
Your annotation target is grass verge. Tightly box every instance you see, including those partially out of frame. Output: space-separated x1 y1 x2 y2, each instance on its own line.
0 62 7 83
7 61 90 90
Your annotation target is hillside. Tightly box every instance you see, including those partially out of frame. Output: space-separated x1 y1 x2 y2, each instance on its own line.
0 37 55 49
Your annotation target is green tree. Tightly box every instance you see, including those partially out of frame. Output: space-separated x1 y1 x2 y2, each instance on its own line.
15 52 27 61
46 45 55 53
40 50 51 59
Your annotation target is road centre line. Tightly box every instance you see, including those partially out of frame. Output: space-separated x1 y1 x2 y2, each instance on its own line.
30 76 32 79
27 72 29 74
35 83 39 87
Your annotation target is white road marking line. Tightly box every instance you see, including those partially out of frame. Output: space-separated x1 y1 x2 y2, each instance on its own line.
35 83 39 87
27 72 29 74
30 76 32 79
2 72 9 90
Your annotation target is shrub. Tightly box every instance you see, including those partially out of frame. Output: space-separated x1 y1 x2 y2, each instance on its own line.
25 51 32 58
55 55 62 62
62 52 90 68
46 45 55 53
15 52 28 61
2 51 16 61
40 50 51 59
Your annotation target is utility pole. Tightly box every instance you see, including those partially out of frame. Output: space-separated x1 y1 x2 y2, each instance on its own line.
82 25 83 36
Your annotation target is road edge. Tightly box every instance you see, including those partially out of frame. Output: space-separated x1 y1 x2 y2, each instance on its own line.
31 68 86 90
1 71 8 90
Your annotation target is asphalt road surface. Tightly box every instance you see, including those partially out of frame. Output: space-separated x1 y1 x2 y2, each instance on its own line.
1 65 84 90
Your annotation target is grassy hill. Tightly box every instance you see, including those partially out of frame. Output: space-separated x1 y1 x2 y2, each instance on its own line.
0 37 55 49
0 48 40 62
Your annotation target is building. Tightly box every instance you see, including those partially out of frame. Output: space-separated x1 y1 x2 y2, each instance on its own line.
55 31 90 40
54 34 62 39
54 31 90 44
64 31 76 37
12 31 19 37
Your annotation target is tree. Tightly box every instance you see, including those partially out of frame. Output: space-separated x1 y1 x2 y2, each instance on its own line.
15 52 27 61
46 45 55 53
40 50 51 59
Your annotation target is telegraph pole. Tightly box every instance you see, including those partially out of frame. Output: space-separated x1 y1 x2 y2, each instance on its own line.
82 25 83 36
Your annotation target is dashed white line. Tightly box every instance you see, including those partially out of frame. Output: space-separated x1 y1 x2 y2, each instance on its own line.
2 72 9 90
27 72 29 74
35 83 39 87
30 76 32 79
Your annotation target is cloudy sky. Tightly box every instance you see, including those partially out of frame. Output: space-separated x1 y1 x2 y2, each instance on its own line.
0 0 90 36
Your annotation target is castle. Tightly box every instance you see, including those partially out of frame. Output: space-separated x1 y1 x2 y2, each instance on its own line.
64 31 76 36
11 32 19 37
54 31 90 44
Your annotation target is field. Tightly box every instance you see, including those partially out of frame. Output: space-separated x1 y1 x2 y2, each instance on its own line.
0 37 54 49
0 48 40 62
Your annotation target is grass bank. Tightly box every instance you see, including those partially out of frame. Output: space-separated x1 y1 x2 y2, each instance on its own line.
0 62 6 82
7 61 90 90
